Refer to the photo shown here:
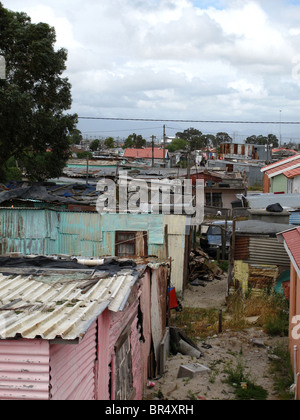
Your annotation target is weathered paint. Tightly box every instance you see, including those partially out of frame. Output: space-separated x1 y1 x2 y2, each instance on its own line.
0 209 165 258
50 322 97 400
0 209 190 293
234 261 249 296
234 261 279 296
0 340 50 400
95 309 111 400
0 266 168 400
0 272 136 341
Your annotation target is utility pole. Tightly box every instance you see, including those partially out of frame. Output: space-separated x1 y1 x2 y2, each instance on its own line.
279 110 282 147
152 135 156 167
186 129 191 180
163 125 166 166
86 153 89 185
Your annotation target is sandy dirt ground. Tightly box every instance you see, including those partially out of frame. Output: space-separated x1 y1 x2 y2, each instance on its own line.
144 275 289 401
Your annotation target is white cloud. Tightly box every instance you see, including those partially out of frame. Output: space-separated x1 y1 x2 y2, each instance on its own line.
3 0 300 141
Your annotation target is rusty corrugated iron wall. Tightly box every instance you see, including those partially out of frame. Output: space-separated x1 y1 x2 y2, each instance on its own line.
0 209 166 259
0 208 190 292
235 236 290 267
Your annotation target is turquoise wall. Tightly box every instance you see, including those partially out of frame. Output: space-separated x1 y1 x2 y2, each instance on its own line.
0 209 165 258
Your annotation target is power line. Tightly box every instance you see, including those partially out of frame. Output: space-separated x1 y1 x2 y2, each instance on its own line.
78 116 300 125
81 126 163 135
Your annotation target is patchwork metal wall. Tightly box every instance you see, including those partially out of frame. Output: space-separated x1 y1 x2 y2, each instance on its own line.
0 209 165 258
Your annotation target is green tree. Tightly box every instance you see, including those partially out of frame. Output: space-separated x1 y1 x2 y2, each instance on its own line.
123 133 146 149
0 4 77 182
68 129 83 145
175 128 204 151
215 132 233 145
90 139 100 152
104 137 115 149
76 151 92 160
245 134 279 147
202 134 216 148
167 138 188 153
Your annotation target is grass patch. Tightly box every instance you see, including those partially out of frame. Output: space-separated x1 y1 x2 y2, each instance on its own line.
269 345 294 400
172 291 289 341
224 361 268 400
227 291 289 337
171 308 220 339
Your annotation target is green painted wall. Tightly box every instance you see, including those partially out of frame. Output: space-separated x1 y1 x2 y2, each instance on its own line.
269 174 287 193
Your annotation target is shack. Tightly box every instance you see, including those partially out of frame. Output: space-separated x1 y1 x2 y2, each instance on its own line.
0 209 191 295
0 256 170 400
277 226 300 400
230 220 292 296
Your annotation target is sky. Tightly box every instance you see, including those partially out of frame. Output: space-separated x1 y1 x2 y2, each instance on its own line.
4 0 300 144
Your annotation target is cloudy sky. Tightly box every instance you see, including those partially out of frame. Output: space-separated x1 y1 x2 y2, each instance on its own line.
4 0 300 143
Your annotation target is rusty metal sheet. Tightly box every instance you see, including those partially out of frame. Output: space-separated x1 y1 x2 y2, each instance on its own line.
248 237 290 267
248 264 279 290
234 237 250 261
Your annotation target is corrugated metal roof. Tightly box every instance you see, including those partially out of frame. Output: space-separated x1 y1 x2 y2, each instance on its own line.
261 154 300 173
248 237 290 267
283 167 300 179
0 271 138 341
262 156 300 179
236 220 294 235
281 227 300 271
247 193 300 210
124 148 168 159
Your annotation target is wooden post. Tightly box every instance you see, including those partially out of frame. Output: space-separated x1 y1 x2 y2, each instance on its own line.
152 135 155 168
219 310 223 334
86 153 89 185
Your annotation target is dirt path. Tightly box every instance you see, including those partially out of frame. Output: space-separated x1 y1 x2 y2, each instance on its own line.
182 274 228 310
144 275 289 401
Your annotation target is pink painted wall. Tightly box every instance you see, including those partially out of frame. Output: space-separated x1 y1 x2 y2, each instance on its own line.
0 268 167 401
49 322 97 400
289 265 300 400
96 308 111 400
95 271 153 401
139 270 152 388
0 340 50 400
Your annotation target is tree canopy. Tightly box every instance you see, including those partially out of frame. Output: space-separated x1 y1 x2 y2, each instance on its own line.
0 3 77 182
172 129 233 151
123 133 146 149
245 134 279 147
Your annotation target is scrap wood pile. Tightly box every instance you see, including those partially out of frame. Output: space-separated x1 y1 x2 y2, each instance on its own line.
189 248 223 287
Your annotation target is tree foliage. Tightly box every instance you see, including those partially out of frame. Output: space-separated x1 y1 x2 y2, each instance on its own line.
123 133 146 149
90 139 100 152
167 138 188 153
104 137 115 149
245 134 279 147
0 3 77 182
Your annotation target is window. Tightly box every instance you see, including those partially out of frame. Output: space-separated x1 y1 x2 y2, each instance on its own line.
115 231 148 258
206 193 223 208
115 232 136 257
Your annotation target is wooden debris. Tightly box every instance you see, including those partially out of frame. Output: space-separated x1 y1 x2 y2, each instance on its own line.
188 248 223 287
